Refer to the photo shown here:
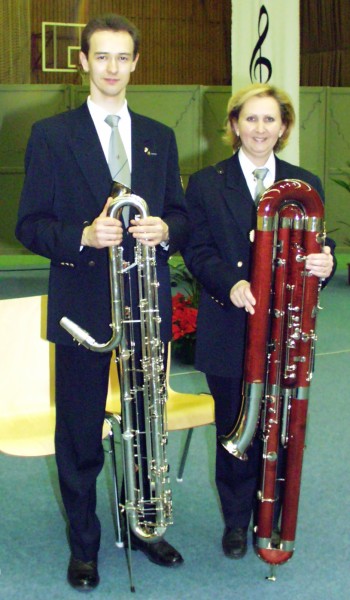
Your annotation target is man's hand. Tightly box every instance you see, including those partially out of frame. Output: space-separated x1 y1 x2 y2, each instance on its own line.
128 216 169 247
81 197 123 249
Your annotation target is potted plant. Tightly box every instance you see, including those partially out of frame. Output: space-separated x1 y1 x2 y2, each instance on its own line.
170 260 200 364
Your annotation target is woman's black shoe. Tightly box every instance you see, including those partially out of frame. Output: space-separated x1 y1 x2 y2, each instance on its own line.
222 527 248 559
67 556 100 591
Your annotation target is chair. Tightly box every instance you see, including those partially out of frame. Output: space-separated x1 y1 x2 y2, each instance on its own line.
0 295 113 458
0 294 119 459
165 345 215 480
0 295 56 457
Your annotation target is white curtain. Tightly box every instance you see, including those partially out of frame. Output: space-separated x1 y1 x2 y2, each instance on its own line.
231 0 299 164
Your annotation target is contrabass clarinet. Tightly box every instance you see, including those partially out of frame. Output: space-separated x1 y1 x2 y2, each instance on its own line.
60 182 172 544
220 179 325 575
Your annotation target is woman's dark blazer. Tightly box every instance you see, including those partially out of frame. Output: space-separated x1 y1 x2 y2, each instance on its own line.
184 152 335 378
16 102 189 345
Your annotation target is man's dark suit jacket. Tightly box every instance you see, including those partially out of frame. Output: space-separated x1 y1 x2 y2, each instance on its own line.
16 102 189 346
184 152 336 378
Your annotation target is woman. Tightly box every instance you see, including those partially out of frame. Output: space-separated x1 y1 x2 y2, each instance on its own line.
184 83 335 560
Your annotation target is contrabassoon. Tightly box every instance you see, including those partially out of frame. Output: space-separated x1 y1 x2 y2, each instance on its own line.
60 183 172 544
220 179 325 578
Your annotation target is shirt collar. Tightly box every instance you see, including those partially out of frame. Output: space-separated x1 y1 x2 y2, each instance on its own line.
238 148 276 180
87 96 129 123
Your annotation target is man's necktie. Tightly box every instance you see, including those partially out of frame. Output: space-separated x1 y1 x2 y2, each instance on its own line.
105 115 131 225
253 167 268 206
105 115 131 188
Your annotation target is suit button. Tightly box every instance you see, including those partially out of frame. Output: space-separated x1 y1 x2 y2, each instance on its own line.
88 260 96 267
237 261 243 268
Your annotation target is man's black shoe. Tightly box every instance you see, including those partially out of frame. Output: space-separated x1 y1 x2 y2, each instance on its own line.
67 556 100 591
222 526 248 559
128 533 184 567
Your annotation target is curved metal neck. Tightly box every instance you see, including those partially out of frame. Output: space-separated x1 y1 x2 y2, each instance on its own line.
109 182 149 221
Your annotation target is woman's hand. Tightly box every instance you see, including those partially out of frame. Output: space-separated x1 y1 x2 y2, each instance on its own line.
305 245 333 279
230 280 256 315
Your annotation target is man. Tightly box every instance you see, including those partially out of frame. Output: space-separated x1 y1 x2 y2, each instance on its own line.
16 14 189 592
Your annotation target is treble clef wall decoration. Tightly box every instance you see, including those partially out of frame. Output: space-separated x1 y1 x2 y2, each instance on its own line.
249 4 272 83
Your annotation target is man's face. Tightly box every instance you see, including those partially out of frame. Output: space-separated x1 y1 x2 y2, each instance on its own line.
80 30 139 105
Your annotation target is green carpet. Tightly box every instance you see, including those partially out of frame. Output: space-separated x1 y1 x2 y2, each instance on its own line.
0 269 349 599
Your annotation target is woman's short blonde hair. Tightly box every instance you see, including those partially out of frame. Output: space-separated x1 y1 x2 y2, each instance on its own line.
223 83 296 153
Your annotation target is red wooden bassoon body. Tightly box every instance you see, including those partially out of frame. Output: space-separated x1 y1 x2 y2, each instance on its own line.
220 179 325 569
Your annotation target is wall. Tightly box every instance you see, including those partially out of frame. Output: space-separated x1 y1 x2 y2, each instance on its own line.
299 87 350 245
1 85 350 254
29 0 231 86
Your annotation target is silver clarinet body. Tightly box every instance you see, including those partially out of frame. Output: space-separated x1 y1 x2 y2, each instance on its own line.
60 182 172 543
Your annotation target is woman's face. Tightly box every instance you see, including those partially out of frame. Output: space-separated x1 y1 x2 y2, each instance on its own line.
232 95 286 165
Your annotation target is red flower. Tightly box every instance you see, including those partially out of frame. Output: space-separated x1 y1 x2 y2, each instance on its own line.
171 292 198 341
